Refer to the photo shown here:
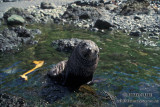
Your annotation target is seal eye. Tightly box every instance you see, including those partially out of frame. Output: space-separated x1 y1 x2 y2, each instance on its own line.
95 50 97 54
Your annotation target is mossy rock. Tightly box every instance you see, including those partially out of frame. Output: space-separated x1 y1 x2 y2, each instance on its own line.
3 7 30 20
7 14 25 25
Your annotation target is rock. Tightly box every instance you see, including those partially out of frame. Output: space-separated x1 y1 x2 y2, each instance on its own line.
134 16 141 20
30 29 42 35
52 38 82 52
26 5 66 23
99 0 108 4
74 0 99 7
94 18 113 29
0 26 41 52
118 0 150 15
129 30 141 37
157 41 160 46
3 7 29 19
105 4 118 11
91 28 99 32
41 2 56 9
63 4 101 20
157 8 160 14
3 0 17 2
74 1 89 6
3 7 31 22
0 93 27 107
7 14 25 25
139 38 157 46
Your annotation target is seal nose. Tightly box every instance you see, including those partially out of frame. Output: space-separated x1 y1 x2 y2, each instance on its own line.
87 48 91 53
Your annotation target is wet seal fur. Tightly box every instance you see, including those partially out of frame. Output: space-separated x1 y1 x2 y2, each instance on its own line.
48 40 99 88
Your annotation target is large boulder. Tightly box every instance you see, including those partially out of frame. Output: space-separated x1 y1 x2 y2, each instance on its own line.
118 0 150 15
3 7 34 23
41 2 56 9
52 38 82 52
63 4 101 20
94 18 114 29
0 26 41 52
7 14 25 25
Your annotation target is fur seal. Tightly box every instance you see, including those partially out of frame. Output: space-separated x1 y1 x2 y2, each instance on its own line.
48 40 99 88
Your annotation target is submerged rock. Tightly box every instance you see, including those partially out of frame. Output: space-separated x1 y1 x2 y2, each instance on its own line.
0 26 41 52
52 38 82 52
0 93 27 107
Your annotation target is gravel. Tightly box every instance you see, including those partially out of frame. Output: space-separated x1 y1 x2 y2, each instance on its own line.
0 0 79 18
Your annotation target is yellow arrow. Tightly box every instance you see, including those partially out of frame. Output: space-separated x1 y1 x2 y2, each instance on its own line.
20 61 44 81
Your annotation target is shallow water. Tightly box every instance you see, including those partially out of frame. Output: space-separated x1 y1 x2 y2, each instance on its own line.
0 23 160 106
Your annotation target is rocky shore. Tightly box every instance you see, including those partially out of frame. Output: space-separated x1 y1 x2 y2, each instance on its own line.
0 0 159 52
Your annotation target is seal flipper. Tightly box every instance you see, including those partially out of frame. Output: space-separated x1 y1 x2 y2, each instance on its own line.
47 60 67 82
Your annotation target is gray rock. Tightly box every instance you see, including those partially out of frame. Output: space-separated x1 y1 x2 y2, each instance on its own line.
157 8 160 14
134 16 141 20
118 0 150 15
63 4 101 20
52 38 82 52
129 30 141 37
7 14 25 25
0 26 41 52
105 4 118 11
41 2 56 9
30 29 42 35
3 7 31 22
94 18 114 29
91 28 99 32
3 0 17 2
74 0 99 7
